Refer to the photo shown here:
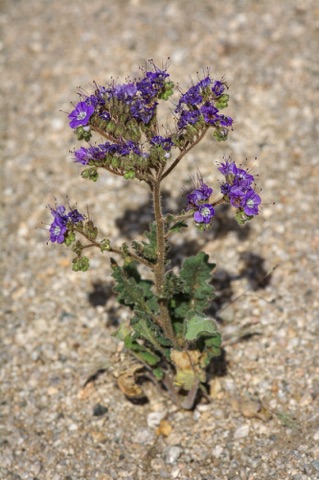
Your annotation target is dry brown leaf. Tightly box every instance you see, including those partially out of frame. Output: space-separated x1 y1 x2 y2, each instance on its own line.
156 419 172 437
117 364 145 399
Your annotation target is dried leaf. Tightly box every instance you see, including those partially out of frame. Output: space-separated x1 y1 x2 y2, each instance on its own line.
156 419 172 437
117 364 145 399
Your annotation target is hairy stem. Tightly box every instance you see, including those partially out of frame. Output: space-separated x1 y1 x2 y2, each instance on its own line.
152 173 177 344
74 229 154 268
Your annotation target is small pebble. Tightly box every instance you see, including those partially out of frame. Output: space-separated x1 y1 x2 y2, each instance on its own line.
93 404 109 417
147 410 166 428
212 445 223 459
164 446 183 464
171 466 180 478
233 424 250 439
132 428 155 445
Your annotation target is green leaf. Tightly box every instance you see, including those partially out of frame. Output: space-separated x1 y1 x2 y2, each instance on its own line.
184 312 219 341
112 322 132 341
131 223 158 262
168 221 188 234
111 259 155 315
124 334 160 367
202 332 222 363
173 252 215 318
131 312 171 354
153 367 164 380
164 271 185 299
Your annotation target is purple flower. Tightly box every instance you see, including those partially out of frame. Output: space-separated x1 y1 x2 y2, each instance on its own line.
49 204 85 243
74 145 106 165
85 92 105 107
113 83 138 102
99 111 111 121
68 101 95 129
50 205 68 224
218 159 237 176
137 67 169 100
68 209 84 223
194 204 215 224
130 99 157 124
228 185 246 208
198 76 211 89
177 109 201 129
218 114 233 127
212 80 225 97
232 167 255 188
187 181 213 208
177 85 202 110
200 103 219 125
150 135 174 151
49 218 67 244
243 189 261 216
220 182 231 195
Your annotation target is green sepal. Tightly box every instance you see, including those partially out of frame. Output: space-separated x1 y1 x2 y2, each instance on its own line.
215 94 229 109
124 170 135 180
213 128 228 142
81 167 99 182
158 81 174 100
75 126 92 142
83 220 98 240
235 210 253 225
71 240 83 255
100 239 111 252
64 231 76 246
72 256 90 272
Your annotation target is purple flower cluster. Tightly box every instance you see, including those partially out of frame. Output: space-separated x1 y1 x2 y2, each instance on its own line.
187 180 215 225
175 76 233 130
150 135 174 152
49 205 84 243
74 140 144 165
69 64 171 129
218 160 261 216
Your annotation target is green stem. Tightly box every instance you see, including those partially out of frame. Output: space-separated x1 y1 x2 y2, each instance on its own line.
74 229 153 269
152 175 177 344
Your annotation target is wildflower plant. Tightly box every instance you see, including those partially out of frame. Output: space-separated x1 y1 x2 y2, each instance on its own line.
48 61 261 409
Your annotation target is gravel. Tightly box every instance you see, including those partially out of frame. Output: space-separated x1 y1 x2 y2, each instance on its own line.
1 0 319 479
